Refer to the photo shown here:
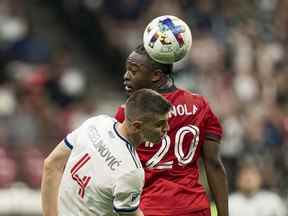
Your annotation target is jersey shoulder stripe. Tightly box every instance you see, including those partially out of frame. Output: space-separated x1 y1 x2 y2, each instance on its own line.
64 137 73 150
125 143 140 169
113 123 140 169
113 205 138 213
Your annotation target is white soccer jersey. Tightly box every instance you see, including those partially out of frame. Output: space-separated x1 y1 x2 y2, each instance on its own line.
58 115 144 216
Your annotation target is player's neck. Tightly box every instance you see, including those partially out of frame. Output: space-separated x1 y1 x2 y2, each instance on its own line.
156 76 175 93
117 122 142 147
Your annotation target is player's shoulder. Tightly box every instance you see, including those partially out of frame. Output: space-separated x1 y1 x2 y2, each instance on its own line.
176 87 204 99
78 115 116 135
85 115 115 125
174 87 209 106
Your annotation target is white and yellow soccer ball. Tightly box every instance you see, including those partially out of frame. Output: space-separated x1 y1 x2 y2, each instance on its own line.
143 15 192 64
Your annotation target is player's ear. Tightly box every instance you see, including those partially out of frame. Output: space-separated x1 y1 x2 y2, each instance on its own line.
151 69 162 83
131 121 143 132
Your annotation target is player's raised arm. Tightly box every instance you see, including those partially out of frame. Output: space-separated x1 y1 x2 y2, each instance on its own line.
202 139 229 216
41 141 71 216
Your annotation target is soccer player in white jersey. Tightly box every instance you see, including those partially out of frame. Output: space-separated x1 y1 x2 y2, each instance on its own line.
41 89 171 216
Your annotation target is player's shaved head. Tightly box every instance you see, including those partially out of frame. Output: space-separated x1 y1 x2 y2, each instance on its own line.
125 89 171 122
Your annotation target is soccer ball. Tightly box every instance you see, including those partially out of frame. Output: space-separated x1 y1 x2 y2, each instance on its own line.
143 15 192 64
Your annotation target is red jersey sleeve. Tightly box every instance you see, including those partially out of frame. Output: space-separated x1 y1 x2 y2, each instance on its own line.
203 100 223 142
114 105 125 123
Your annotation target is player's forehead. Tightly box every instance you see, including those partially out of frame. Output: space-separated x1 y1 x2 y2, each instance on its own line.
127 52 149 68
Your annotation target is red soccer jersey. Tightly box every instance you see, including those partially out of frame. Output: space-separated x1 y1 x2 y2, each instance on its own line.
115 87 223 216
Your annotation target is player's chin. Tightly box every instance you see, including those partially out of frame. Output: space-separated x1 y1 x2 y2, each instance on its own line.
124 86 134 95
126 90 133 96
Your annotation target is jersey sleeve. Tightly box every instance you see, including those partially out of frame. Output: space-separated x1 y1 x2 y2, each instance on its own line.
114 105 125 123
64 127 81 150
113 169 144 214
203 100 223 142
63 117 94 150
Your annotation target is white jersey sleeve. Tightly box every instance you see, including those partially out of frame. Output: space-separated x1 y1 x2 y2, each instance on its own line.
64 127 81 150
113 168 144 214
64 116 105 150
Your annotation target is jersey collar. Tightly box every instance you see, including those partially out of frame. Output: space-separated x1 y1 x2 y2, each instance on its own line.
113 122 134 151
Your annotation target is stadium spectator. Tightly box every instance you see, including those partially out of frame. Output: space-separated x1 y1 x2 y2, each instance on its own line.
229 159 287 216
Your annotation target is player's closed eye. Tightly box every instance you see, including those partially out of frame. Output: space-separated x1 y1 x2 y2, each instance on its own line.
155 120 166 128
127 65 138 75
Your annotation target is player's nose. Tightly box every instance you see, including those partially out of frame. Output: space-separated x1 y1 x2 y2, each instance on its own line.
123 70 130 80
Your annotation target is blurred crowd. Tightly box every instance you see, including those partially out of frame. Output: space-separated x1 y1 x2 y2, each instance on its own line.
0 0 288 215
0 1 95 213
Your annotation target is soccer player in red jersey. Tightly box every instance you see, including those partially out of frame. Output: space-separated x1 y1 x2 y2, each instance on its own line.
115 44 229 216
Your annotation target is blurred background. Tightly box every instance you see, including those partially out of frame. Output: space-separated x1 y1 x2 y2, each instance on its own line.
0 0 287 215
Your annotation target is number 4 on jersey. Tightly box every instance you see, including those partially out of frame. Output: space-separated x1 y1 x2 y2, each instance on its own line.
70 153 92 198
